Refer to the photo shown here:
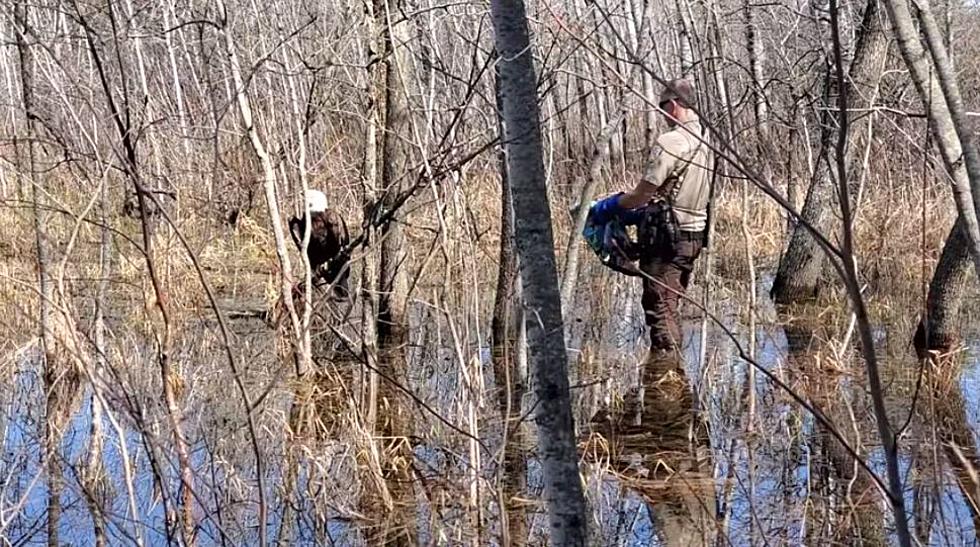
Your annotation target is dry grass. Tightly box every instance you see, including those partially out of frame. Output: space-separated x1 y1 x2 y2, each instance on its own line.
0 164 965 353
710 176 959 300
0 160 972 543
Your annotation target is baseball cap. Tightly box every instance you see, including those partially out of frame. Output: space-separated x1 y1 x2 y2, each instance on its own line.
659 79 696 108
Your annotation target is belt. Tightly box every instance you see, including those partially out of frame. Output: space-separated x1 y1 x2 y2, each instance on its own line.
679 230 704 241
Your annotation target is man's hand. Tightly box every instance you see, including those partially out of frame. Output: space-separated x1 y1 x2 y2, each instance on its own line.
588 192 625 224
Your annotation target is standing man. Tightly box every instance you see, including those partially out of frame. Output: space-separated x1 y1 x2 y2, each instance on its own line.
589 79 713 355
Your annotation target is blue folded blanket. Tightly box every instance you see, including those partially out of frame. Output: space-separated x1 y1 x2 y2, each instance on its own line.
583 208 643 277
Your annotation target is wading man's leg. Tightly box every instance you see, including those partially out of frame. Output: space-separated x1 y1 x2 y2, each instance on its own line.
640 239 702 354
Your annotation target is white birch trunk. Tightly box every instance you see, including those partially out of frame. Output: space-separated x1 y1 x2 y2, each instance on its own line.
881 0 980 275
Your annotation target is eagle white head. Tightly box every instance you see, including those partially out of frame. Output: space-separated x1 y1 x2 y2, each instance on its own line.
305 189 328 213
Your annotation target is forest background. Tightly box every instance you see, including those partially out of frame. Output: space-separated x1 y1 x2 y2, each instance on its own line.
2 0 980 544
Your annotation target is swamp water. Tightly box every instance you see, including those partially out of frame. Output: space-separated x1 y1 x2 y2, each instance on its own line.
1 279 979 546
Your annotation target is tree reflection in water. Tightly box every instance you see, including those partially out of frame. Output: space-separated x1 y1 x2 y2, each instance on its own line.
588 350 714 546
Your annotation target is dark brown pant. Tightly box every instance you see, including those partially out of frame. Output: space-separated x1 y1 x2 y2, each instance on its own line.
640 236 703 351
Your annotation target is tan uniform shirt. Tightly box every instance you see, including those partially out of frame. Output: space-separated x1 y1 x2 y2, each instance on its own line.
641 118 713 232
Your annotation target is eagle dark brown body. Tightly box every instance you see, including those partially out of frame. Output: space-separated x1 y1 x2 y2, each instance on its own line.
288 209 351 301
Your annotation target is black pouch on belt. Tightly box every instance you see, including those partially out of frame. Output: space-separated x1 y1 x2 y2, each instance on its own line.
638 200 679 254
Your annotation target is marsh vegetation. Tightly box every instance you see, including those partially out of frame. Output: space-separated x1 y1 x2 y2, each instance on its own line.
1 0 980 544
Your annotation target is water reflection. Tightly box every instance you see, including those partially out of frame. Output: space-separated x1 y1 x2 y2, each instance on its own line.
589 350 714 546
916 355 980 543
10 277 980 545
782 317 885 545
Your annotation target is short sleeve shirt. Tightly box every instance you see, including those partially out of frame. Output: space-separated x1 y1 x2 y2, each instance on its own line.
641 119 713 232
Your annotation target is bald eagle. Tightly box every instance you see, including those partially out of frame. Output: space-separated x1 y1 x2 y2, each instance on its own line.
288 189 350 301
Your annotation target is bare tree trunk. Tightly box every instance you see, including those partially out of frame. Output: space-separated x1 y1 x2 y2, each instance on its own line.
914 0 980 256
636 0 659 152
674 0 695 76
827 0 911 541
585 5 614 169
85 179 111 547
567 0 593 167
489 0 588 543
582 3 626 174
355 5 391 539
560 112 623 318
76 3 197 540
376 0 412 383
369 0 416 542
359 0 383 432
772 132 837 303
217 0 306 383
744 0 768 137
899 0 980 357
491 57 528 547
771 0 885 305
14 4 61 545
881 0 980 273
914 216 973 356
